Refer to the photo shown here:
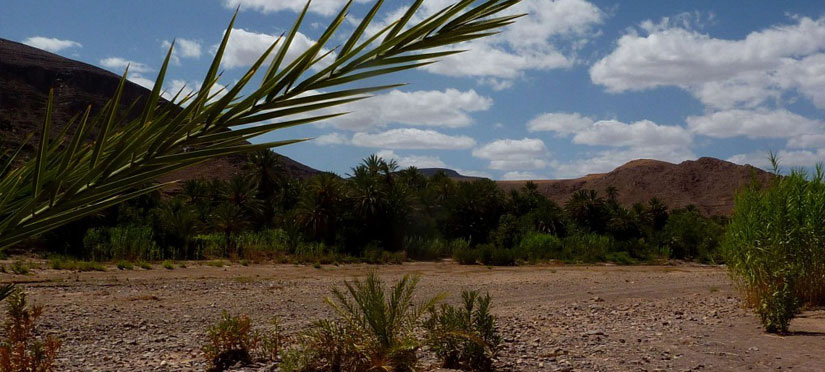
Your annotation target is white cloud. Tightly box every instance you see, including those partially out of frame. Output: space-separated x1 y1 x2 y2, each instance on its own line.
351 129 476 150
22 36 81 53
163 79 228 103
527 112 594 134
472 138 550 170
218 28 320 69
224 0 370 17
162 38 202 64
375 150 447 169
590 16 825 109
502 171 542 180
320 89 492 131
686 109 823 140
729 149 825 169
314 132 349 146
573 120 692 148
369 0 603 84
99 57 152 74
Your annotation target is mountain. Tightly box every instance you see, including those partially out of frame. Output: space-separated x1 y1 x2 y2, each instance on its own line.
0 38 319 183
416 168 485 180
497 157 773 216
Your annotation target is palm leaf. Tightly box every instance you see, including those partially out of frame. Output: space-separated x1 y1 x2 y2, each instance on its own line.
0 0 522 249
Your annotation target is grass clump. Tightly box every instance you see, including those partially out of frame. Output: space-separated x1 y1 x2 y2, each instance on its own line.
425 290 500 371
283 273 443 372
49 257 105 272
136 261 152 270
162 260 175 270
9 261 29 275
203 311 257 372
724 160 825 333
205 260 226 268
116 261 134 270
0 288 61 371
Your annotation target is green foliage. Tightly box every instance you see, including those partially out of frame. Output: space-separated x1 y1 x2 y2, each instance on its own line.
0 0 522 251
49 257 105 271
116 260 133 270
724 162 825 333
287 273 444 372
203 311 257 372
162 260 174 270
661 208 724 262
478 244 515 267
0 289 61 372
453 245 479 265
136 261 152 270
563 233 612 263
425 290 500 371
9 261 28 275
605 251 637 265
514 232 563 262
83 225 158 261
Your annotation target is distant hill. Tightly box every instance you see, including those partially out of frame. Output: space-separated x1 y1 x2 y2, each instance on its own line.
497 157 773 216
417 168 485 181
0 38 319 183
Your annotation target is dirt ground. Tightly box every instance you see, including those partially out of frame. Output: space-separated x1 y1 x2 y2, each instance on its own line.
2 261 823 371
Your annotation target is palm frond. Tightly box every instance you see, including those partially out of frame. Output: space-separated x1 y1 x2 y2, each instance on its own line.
0 0 522 249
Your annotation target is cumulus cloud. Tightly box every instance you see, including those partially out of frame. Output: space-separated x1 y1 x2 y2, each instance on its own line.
472 138 550 170
729 149 825 169
314 132 349 146
501 171 542 180
686 109 823 142
375 150 447 169
365 0 603 85
552 146 697 178
22 36 81 53
99 57 155 89
318 89 492 131
590 16 825 109
164 79 228 103
162 38 202 64
217 28 320 69
224 0 370 17
351 129 476 150
527 112 594 134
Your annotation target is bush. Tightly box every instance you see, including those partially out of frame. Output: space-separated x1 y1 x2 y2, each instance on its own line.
116 261 134 270
425 290 500 371
203 311 258 372
514 233 563 262
605 251 637 265
285 273 443 372
83 225 159 261
453 245 478 265
9 261 28 275
49 257 105 272
724 164 825 333
661 209 724 262
0 289 61 371
162 260 175 270
563 233 611 263
478 245 515 267
404 237 466 261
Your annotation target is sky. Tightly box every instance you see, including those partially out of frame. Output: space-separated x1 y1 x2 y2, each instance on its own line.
3 0 825 180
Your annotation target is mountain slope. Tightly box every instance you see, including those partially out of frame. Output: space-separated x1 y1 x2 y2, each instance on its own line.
0 38 319 183
497 157 773 216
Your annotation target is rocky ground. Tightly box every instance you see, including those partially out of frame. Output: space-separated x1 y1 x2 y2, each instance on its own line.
2 261 823 371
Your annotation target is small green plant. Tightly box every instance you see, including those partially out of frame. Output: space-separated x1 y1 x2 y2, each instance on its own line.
313 263 322 269
239 259 249 267
453 246 478 265
0 289 61 371
49 258 105 272
137 261 152 270
478 245 515 266
425 290 500 371
116 261 134 270
162 260 175 270
285 273 443 372
205 260 226 268
203 311 258 372
9 261 28 275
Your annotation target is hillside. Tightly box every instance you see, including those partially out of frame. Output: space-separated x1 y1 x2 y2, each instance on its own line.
417 168 484 181
0 38 319 183
498 157 773 216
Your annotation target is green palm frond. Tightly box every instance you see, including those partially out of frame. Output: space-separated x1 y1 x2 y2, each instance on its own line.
0 0 522 249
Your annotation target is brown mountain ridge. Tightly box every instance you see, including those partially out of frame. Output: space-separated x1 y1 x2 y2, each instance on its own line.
497 157 773 216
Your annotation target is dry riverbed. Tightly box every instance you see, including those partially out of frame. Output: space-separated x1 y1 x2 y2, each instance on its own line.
2 261 823 371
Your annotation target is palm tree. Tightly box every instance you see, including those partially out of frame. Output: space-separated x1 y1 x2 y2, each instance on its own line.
295 172 345 244
0 0 523 250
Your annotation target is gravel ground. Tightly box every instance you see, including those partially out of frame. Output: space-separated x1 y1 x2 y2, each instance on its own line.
2 261 823 371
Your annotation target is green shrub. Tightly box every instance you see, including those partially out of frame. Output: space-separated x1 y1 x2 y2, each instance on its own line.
162 260 175 270
661 209 724 262
137 261 152 270
404 237 463 261
83 226 158 262
205 260 226 268
203 311 258 372
50 257 105 272
478 245 515 267
9 260 28 275
285 273 443 372
116 261 134 270
605 251 637 265
425 290 500 371
724 163 825 333
515 233 563 262
563 233 611 263
453 246 478 265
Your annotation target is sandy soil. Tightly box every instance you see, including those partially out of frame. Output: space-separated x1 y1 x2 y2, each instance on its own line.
2 261 823 371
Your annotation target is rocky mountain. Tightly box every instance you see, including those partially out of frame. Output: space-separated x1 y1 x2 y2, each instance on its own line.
416 168 484 180
0 38 319 183
497 158 773 216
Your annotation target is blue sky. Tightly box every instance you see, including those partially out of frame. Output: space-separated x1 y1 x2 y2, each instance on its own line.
3 0 825 179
